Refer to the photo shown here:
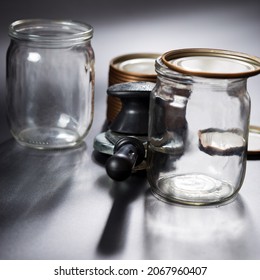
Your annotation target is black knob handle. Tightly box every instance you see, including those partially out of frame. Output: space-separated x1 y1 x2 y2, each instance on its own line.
105 137 145 181
107 81 155 135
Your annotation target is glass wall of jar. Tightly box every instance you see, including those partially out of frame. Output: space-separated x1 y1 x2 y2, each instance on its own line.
146 49 260 205
6 19 94 149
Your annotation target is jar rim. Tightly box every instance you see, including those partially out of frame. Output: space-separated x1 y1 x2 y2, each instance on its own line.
161 48 260 78
8 19 93 44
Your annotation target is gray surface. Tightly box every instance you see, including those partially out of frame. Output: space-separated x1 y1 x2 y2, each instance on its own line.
0 0 260 260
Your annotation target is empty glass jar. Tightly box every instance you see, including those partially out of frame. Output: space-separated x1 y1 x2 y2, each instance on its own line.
6 19 94 149
147 48 260 205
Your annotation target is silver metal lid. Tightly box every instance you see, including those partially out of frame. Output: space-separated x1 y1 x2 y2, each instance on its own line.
116 58 156 75
248 126 260 156
110 53 159 78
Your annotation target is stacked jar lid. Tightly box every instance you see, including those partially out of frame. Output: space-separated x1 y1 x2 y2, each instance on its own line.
107 53 160 122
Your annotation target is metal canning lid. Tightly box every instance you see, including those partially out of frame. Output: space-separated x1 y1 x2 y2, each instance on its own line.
110 53 159 78
248 125 260 156
161 48 260 78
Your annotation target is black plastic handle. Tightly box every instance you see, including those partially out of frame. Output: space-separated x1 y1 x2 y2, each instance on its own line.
105 137 145 181
107 81 155 135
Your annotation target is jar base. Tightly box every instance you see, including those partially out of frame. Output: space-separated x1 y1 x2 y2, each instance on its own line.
13 127 82 149
150 173 236 206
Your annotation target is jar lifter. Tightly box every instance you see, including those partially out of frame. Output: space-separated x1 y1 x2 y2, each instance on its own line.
93 81 155 181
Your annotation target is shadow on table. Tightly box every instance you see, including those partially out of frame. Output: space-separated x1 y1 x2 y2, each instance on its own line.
96 170 147 256
0 139 87 228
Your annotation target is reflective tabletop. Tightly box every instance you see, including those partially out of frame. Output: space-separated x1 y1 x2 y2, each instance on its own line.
0 90 260 260
0 0 260 260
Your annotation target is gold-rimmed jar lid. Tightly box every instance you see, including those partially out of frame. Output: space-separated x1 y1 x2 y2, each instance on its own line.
248 125 260 156
110 53 160 79
161 48 260 78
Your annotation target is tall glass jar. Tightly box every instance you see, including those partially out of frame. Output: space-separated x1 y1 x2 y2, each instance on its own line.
6 19 94 149
147 48 260 205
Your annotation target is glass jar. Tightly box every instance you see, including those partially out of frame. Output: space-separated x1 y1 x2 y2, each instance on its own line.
6 19 94 149
147 48 260 205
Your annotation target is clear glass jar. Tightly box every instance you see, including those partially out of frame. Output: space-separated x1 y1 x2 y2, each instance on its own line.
147 48 260 205
6 19 94 149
